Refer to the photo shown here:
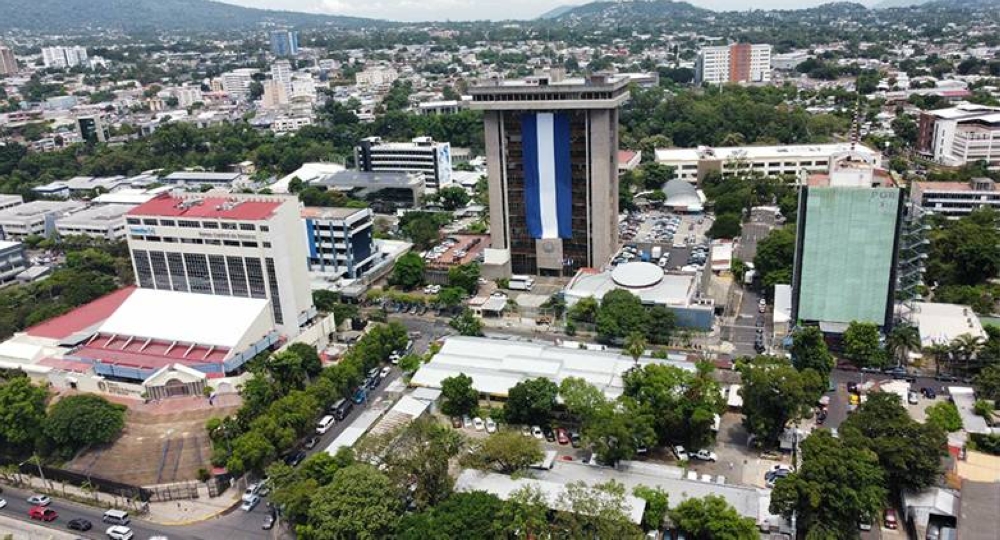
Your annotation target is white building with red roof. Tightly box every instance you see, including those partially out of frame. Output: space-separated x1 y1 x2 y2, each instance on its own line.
125 193 315 337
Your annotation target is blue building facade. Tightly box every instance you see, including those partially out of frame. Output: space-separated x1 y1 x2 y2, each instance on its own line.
270 29 300 57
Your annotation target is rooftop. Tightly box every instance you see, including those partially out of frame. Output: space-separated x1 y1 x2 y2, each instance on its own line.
565 265 700 308
410 336 694 399
127 194 286 221
312 170 423 188
958 482 1000 540
910 302 986 348
162 171 242 182
25 286 136 341
301 206 369 220
655 143 877 162
55 204 133 225
0 200 86 221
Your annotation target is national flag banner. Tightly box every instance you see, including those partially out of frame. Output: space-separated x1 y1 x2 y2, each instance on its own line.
522 112 572 239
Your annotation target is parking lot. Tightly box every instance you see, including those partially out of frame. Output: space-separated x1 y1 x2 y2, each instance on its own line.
615 210 714 271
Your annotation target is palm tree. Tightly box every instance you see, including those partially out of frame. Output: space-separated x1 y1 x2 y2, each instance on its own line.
923 343 951 377
623 332 648 365
950 333 985 376
886 324 920 368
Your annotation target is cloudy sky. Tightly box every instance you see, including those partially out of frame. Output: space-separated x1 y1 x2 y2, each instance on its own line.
219 0 878 22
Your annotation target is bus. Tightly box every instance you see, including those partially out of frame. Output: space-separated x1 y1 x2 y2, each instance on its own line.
509 275 535 291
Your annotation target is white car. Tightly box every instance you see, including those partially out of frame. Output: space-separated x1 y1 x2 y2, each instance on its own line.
673 445 689 461
240 495 260 512
27 495 51 506
520 425 532 437
242 484 261 503
0 498 6 509
692 449 718 462
473 417 485 431
380 366 392 379
485 418 497 433
106 525 134 540
531 426 544 439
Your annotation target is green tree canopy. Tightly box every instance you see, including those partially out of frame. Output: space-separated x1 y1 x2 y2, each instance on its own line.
596 289 650 344
43 394 126 458
390 252 426 290
790 327 835 378
0 375 49 452
753 226 795 290
670 495 759 540
440 373 479 417
925 401 963 433
623 362 723 448
307 464 404 539
739 356 824 446
447 263 480 295
449 308 484 336
396 491 506 540
843 321 887 368
463 431 544 473
505 377 559 426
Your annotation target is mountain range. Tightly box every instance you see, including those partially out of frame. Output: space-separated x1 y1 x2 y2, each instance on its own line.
0 0 375 32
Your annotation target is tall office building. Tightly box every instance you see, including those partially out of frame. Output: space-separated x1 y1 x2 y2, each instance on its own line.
696 44 772 85
125 193 316 336
469 71 630 276
77 116 109 143
220 68 258 100
0 44 17 76
270 29 300 57
791 151 903 331
41 46 88 69
355 136 452 191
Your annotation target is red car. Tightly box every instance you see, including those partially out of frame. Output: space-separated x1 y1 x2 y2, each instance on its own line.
884 508 898 530
29 506 57 522
555 427 570 445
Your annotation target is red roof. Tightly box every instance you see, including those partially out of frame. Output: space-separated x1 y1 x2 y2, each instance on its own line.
26 287 136 340
127 194 282 221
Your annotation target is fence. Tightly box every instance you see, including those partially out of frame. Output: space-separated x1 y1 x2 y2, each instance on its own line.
144 480 199 502
0 455 151 502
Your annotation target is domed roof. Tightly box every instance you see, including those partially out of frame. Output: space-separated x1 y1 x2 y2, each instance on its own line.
662 179 702 211
611 262 664 289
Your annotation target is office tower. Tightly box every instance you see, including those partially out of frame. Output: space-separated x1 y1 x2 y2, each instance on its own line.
270 29 300 57
791 151 903 331
355 136 452 191
469 71 630 276
0 44 17 76
41 46 88 69
221 68 258 100
125 193 316 336
302 207 379 279
696 44 772 85
917 104 1000 167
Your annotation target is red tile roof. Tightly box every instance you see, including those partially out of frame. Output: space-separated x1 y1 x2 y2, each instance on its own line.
127 195 282 221
25 287 136 340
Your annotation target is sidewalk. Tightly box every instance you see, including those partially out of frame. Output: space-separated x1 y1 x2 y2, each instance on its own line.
143 484 242 526
0 515 79 539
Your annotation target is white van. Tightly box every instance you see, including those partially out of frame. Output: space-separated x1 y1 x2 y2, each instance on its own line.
102 509 130 525
316 415 335 434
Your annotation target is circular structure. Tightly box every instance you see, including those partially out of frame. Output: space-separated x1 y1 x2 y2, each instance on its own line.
611 262 664 289
662 179 703 212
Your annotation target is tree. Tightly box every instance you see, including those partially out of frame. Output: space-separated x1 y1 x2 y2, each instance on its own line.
843 321 887 368
790 327 835 379
440 373 479 417
375 418 462 510
671 495 758 540
0 375 48 452
464 431 543 473
436 286 464 308
559 377 608 424
287 342 323 377
925 401 963 433
623 332 647 364
840 392 945 492
226 431 276 476
437 186 470 210
390 252 425 290
568 296 599 324
770 430 886 538
552 480 644 539
633 485 669 532
596 290 650 344
974 364 1000 402
886 324 920 368
43 394 126 457
447 263 480 294
396 491 505 540
739 356 824 446
585 399 657 466
707 214 742 239
950 333 986 375
498 484 550 540
449 309 483 336
505 377 559 426
264 350 309 394
623 363 723 448
753 226 795 290
307 464 403 539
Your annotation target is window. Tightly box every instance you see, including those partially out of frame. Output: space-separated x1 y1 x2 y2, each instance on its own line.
160 219 175 226
259 225 269 232
204 239 222 246
223 240 240 247
263 242 271 248
132 250 153 288
242 241 258 248
183 254 212 294
209 255 230 295
265 257 283 325
167 252 187 292
202 221 219 229
239 223 256 231
227 257 248 297
142 219 158 226
149 251 171 290
221 222 237 230
126 218 140 225
246 258 267 299
178 220 200 228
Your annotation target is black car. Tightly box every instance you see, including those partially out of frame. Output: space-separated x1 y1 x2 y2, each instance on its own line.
920 387 937 399
68 518 92 531
285 450 307 467
816 409 828 425
847 382 859 394
543 427 556 442
570 431 582 448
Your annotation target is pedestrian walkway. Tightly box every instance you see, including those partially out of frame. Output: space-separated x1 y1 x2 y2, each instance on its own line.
144 485 242 526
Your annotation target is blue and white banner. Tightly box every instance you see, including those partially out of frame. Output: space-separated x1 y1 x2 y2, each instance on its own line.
522 112 572 239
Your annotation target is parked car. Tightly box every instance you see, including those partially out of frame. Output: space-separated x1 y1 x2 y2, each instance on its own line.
68 518 93 531
884 508 899 529
816 409 828 425
543 427 556 442
473 417 485 431
485 418 497 433
29 506 58 522
304 436 319 450
462 415 473 429
570 431 582 448
284 450 307 467
451 417 463 429
262 514 275 530
0 498 6 509
380 366 392 379
241 495 261 512
27 495 51 506
846 382 859 394
555 428 570 445
243 483 262 502
908 391 920 405
921 387 937 399
673 446 689 461
692 449 717 462
531 425 544 439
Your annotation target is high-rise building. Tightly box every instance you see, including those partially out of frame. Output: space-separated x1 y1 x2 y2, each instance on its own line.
469 71 630 276
695 44 772 85
221 68 258 100
41 46 88 69
355 136 452 191
917 104 1000 167
791 151 903 331
125 193 316 336
77 116 109 143
302 207 380 279
270 29 300 57
261 79 289 109
0 44 17 76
